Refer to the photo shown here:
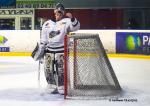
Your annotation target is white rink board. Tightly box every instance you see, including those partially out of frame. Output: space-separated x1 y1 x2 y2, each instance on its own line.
1 30 150 53
0 30 40 52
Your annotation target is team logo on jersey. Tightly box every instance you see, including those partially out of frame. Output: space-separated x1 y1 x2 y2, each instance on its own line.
49 30 60 38
62 22 66 24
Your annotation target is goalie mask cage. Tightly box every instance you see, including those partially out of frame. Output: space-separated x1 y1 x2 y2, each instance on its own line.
64 33 121 99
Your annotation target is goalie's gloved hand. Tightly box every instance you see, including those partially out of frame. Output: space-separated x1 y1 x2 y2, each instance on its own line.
66 12 72 18
66 12 75 21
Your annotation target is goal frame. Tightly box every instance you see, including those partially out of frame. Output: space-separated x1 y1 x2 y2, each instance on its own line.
64 33 121 99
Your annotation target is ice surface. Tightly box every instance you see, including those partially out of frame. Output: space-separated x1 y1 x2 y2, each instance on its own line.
0 56 150 106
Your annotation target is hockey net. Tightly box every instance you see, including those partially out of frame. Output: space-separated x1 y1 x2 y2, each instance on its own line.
64 33 121 99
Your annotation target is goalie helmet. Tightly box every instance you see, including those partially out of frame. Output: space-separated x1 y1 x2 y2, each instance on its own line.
54 3 65 15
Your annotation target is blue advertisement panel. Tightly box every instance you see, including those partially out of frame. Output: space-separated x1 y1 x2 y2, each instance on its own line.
116 32 150 55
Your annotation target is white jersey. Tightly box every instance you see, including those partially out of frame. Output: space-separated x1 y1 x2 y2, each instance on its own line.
41 17 80 53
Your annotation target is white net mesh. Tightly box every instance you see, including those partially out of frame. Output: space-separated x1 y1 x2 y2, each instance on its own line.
64 33 121 99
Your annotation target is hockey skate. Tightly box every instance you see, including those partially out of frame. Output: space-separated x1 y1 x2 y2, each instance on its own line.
51 88 59 94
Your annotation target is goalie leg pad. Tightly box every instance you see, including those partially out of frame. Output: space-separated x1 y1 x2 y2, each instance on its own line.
44 53 55 84
55 60 64 86
45 72 55 85
44 53 64 86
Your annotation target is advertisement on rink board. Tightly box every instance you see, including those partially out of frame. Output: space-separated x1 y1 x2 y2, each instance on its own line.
116 32 150 55
0 35 10 52
1 30 150 54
